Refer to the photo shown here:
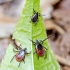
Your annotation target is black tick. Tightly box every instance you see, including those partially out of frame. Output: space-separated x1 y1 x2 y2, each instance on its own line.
31 9 41 25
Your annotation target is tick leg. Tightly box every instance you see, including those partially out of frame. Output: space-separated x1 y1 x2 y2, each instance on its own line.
30 20 32 23
34 19 39 26
41 35 52 43
18 62 22 67
36 52 39 60
44 50 47 59
42 14 48 16
34 22 37 26
23 56 25 63
26 51 31 54
38 13 41 16
40 38 49 44
23 59 25 63
37 55 39 60
40 40 44 44
33 9 36 14
29 39 36 45
33 48 36 54
44 47 48 50
44 54 47 59
33 51 36 54
13 48 19 52
10 55 16 63
24 60 25 63
44 47 48 59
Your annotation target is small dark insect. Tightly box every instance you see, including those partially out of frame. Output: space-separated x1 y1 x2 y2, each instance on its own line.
10 41 31 67
31 9 41 25
30 35 51 59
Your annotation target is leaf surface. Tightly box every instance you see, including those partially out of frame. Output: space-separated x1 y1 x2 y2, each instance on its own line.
1 0 60 70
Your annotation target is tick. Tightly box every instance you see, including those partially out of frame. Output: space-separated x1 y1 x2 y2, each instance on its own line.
30 35 51 59
10 44 31 67
31 9 41 25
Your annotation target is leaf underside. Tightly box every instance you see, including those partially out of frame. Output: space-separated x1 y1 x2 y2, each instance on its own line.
1 0 60 70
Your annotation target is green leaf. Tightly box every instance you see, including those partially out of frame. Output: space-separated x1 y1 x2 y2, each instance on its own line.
1 0 60 70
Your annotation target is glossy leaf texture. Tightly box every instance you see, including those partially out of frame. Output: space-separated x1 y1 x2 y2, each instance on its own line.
1 0 60 70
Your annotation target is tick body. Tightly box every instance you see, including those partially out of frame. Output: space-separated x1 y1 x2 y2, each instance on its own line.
31 12 39 23
30 35 51 59
36 42 45 57
15 49 26 62
10 42 31 67
31 9 40 25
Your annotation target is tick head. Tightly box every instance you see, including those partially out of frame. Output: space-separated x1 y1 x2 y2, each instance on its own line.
36 40 39 44
23 48 27 52
36 40 43 50
35 12 38 16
